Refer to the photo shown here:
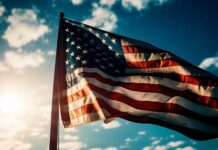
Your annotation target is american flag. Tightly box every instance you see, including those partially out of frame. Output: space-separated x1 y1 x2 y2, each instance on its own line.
55 18 218 140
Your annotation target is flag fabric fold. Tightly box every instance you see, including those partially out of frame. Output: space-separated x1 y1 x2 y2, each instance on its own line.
55 17 218 140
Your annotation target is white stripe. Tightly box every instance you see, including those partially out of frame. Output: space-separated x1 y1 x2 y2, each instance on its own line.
63 111 107 128
64 76 218 117
94 92 218 134
66 67 218 98
126 65 214 77
124 52 171 62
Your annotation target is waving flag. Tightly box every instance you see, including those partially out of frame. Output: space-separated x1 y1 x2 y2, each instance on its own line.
54 17 218 140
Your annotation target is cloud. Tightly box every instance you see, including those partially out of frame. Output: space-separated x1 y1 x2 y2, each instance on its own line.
102 120 121 129
0 139 32 150
63 134 79 141
71 0 85 5
0 62 9 72
121 0 170 11
90 147 118 150
59 141 87 150
3 8 49 48
138 130 146 135
82 3 117 31
47 50 55 56
143 139 188 150
0 4 5 16
176 146 196 150
167 141 184 148
105 147 118 150
0 49 45 72
100 0 116 7
199 56 218 70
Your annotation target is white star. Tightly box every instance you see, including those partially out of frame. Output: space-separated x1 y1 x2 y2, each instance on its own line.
95 33 100 38
66 38 70 42
65 20 69 23
115 52 120 58
76 56 81 61
76 45 81 49
65 48 70 53
70 64 74 69
70 52 75 56
65 60 69 65
83 50 88 54
108 45 113 51
88 28 92 32
82 60 87 65
111 38 116 44
71 41 75 45
104 33 109 37
65 28 69 32
102 39 106 44
70 32 74 35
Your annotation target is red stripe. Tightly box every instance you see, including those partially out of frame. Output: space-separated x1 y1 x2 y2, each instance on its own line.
64 82 218 126
96 98 218 140
89 84 218 126
79 72 218 108
126 59 181 69
122 45 163 53
69 103 99 119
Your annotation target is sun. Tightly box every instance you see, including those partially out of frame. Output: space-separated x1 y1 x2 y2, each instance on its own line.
0 90 25 116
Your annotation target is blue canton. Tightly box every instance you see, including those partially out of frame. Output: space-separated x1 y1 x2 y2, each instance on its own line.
64 19 126 76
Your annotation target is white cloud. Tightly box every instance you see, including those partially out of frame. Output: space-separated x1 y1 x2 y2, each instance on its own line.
90 147 118 150
47 50 55 56
59 141 87 150
0 4 5 16
100 0 116 7
29 127 44 137
63 134 79 141
0 139 32 150
1 49 45 71
102 120 121 129
82 3 117 31
154 145 168 150
121 0 170 11
199 56 218 70
3 8 49 48
138 130 146 135
105 147 118 150
152 139 161 145
0 62 9 72
71 0 84 5
90 148 102 150
176 146 196 150
167 141 184 148
143 146 151 150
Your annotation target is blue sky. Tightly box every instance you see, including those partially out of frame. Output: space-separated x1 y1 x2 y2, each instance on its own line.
0 0 218 150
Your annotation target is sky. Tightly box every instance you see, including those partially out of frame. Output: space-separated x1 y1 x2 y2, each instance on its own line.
0 0 218 150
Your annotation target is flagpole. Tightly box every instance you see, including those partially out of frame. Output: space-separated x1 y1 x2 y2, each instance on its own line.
49 12 64 150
